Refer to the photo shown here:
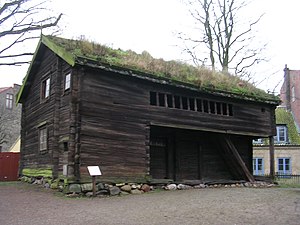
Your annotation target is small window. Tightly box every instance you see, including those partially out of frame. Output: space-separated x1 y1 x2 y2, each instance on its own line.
182 97 188 110
189 98 195 111
41 77 50 99
274 125 288 143
174 95 180 109
216 102 221 114
253 158 264 175
222 103 228 115
6 93 13 109
210 101 215 114
253 138 263 144
228 104 233 116
167 94 173 108
65 73 71 90
150 92 157 106
203 100 209 113
196 99 202 112
39 127 48 151
158 93 165 107
291 86 295 102
63 142 68 152
277 158 291 175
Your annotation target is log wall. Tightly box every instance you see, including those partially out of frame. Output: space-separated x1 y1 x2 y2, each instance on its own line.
78 68 275 181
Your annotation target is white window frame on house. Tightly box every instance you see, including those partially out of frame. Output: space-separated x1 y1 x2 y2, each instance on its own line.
277 157 291 175
253 158 264 175
64 73 71 91
39 127 48 152
274 125 288 143
41 77 50 100
253 138 263 144
6 93 13 109
291 86 295 102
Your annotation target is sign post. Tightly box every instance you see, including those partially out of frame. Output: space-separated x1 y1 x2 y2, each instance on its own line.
87 166 102 197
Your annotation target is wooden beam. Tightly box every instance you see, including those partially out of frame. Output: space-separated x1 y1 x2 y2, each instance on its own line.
221 136 255 183
269 136 275 180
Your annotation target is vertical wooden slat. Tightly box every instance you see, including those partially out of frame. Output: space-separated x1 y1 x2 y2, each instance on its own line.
269 136 275 179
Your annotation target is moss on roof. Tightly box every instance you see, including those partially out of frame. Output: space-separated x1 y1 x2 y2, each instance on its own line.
276 107 300 145
19 35 280 104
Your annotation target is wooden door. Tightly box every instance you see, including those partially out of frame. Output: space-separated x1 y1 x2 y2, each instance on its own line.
150 138 168 179
177 141 200 180
0 153 20 181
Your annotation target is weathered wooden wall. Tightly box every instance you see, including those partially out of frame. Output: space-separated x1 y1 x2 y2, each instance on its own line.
78 67 274 181
20 47 57 172
20 46 72 178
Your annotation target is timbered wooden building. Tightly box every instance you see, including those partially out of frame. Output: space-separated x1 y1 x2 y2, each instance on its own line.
17 35 279 183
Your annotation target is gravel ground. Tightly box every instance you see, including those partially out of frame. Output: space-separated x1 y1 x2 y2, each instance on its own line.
0 182 300 225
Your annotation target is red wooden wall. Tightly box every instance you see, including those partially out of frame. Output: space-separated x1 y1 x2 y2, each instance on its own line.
0 153 20 181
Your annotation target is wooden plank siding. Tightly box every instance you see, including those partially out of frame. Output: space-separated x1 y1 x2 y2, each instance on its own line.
20 48 73 178
77 67 275 181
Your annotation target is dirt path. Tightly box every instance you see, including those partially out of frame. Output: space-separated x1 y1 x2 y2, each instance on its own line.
0 182 299 225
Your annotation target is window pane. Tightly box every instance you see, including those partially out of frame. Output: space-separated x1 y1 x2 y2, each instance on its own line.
65 73 71 90
174 96 180 109
45 78 50 98
6 93 13 109
182 97 188 110
276 126 287 142
39 128 47 151
150 92 157 105
189 98 195 111
167 94 173 108
158 93 165 107
196 99 202 112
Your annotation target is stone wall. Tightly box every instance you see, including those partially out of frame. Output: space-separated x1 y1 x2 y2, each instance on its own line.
19 175 275 198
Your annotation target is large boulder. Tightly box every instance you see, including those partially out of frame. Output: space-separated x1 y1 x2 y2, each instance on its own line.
81 183 93 192
68 184 81 193
109 186 121 196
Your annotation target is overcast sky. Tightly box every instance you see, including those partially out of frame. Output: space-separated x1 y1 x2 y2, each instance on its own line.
1 0 300 94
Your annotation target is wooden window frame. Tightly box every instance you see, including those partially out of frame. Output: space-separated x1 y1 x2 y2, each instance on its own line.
149 91 234 116
277 157 291 175
5 93 13 109
39 127 48 152
274 125 288 143
41 77 50 100
64 73 71 91
291 86 295 102
253 157 264 175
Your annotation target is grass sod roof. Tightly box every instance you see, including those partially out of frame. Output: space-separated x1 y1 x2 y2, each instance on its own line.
17 35 280 104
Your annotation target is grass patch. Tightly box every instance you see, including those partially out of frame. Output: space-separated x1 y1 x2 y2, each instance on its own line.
0 181 20 186
276 180 300 188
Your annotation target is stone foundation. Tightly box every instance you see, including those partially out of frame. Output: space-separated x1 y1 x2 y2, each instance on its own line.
19 176 277 197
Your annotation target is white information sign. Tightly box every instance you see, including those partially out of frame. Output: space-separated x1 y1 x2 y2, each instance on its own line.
87 166 102 176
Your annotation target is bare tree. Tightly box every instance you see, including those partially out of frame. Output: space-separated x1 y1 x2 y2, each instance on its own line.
0 0 62 66
179 0 265 78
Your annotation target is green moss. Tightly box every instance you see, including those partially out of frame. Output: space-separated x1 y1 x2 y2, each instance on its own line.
22 168 52 178
276 108 300 144
42 35 279 104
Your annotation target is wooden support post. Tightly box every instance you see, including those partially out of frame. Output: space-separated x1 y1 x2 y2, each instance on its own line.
223 136 255 183
92 176 96 197
269 136 275 180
